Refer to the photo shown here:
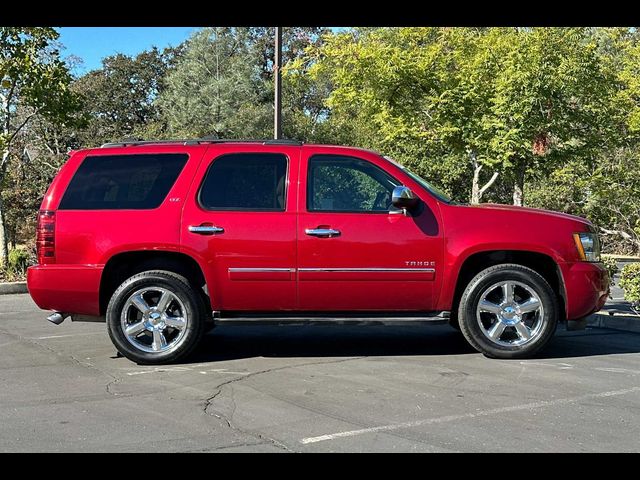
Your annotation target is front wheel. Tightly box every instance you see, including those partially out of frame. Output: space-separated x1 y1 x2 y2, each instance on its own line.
106 270 206 364
458 264 559 359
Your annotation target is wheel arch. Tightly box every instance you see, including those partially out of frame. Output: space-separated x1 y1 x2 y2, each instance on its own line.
99 250 210 316
448 249 567 325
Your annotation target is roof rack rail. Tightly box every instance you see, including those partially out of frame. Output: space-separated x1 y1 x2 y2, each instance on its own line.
263 139 303 146
101 138 304 148
101 139 196 148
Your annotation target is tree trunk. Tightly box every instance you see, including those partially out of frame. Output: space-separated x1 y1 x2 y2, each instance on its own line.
0 194 8 266
0 145 8 265
8 224 15 250
470 151 499 204
471 158 482 204
512 161 526 206
513 183 523 206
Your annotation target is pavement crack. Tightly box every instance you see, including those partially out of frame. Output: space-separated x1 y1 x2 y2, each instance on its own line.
178 441 269 452
202 356 367 452
105 376 123 396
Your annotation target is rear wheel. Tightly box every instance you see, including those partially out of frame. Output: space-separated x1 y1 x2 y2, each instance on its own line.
106 270 206 364
458 264 558 359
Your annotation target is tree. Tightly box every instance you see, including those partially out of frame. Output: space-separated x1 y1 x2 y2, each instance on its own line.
304 27 506 203
73 46 179 146
157 27 331 141
303 28 623 206
242 27 328 83
525 28 640 253
489 28 620 205
245 27 336 142
526 149 640 255
2 140 66 251
158 28 272 139
0 27 80 264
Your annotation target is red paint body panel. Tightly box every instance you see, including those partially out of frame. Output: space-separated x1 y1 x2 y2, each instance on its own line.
296 146 442 311
180 144 300 311
29 145 208 316
27 141 609 322
560 261 609 319
228 269 295 281
42 146 206 266
27 265 102 315
434 202 604 318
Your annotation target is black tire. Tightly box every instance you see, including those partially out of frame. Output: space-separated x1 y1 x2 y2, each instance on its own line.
106 270 206 365
448 313 461 331
457 264 558 359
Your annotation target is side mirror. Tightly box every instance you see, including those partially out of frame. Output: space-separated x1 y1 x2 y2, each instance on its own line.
392 186 419 211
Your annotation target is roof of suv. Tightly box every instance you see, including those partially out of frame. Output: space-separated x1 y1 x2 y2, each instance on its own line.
77 138 380 159
99 138 303 148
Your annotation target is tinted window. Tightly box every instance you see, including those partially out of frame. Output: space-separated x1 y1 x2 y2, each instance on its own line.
199 153 288 211
59 154 187 210
308 155 400 212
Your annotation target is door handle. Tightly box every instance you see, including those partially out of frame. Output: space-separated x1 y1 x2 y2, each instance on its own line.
188 225 225 235
305 228 341 238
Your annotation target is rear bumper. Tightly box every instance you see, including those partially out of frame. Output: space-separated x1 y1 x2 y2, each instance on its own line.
560 261 609 321
27 265 103 316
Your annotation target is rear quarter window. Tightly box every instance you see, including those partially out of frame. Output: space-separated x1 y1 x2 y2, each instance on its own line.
58 153 188 210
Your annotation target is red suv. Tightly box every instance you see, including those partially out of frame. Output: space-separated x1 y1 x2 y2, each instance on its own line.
27 139 609 364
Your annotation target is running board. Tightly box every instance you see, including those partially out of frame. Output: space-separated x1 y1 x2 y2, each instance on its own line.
214 311 450 326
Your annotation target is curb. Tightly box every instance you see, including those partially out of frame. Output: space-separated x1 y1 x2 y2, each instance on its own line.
0 282 28 295
605 256 640 263
587 313 640 334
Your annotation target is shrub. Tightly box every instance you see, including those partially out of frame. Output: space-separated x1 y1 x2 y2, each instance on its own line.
602 256 619 286
618 262 640 309
7 247 30 274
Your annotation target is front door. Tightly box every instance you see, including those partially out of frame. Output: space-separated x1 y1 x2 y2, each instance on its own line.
297 149 443 311
181 145 300 311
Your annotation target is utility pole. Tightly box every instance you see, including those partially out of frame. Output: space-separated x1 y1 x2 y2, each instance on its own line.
274 26 283 139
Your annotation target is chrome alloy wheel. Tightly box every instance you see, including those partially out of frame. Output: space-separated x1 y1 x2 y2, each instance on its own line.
476 281 545 347
120 287 188 354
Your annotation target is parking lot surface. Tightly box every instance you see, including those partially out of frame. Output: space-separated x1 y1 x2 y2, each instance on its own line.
1 293 640 452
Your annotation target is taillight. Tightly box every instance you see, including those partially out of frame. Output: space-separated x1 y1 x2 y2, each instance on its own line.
36 210 56 264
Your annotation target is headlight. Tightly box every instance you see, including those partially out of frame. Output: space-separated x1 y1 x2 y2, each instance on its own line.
573 232 601 262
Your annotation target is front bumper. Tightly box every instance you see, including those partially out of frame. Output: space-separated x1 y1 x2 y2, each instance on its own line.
27 265 103 316
560 261 609 320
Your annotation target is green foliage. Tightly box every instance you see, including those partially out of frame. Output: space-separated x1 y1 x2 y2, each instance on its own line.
72 47 178 146
526 148 640 254
156 27 330 142
7 247 30 273
2 151 65 245
619 263 640 306
157 28 271 139
601 256 619 286
305 27 621 205
0 27 81 263
0 28 81 125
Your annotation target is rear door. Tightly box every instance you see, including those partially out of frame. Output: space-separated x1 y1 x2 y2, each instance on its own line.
181 144 300 311
297 147 444 311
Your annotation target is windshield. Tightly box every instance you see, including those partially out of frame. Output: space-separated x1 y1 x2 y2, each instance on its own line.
383 156 454 204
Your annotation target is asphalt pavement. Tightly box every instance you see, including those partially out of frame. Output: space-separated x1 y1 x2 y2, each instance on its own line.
1 293 640 452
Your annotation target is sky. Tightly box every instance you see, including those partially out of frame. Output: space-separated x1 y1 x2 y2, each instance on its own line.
57 27 199 74
57 27 346 75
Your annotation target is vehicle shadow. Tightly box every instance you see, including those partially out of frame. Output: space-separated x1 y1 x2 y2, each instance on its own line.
187 324 640 363
189 325 474 362
538 327 640 359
